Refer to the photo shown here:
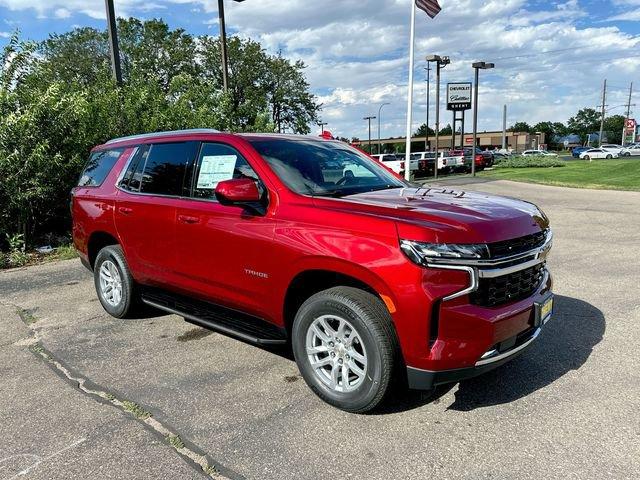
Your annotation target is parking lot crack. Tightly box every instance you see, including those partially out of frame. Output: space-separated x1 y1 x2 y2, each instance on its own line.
6 302 242 480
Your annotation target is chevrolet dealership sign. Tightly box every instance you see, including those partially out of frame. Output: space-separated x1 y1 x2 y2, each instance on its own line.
447 82 472 111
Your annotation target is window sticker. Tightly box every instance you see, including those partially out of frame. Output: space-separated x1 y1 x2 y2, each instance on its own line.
196 155 237 188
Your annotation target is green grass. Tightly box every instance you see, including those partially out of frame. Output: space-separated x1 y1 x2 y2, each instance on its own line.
480 159 640 191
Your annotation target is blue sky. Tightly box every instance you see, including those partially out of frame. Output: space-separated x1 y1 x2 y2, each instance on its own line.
1 0 639 140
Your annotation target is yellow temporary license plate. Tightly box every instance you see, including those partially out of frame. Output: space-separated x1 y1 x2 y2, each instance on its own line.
540 296 553 324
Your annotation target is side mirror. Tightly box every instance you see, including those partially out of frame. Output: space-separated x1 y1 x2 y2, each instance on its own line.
215 178 261 205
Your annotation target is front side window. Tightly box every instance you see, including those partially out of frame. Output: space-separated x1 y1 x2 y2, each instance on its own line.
249 139 405 197
192 143 259 200
139 142 198 196
78 148 124 187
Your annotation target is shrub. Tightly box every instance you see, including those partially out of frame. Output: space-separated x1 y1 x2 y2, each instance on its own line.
493 155 566 168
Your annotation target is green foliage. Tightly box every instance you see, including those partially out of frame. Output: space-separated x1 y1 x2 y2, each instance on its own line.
602 115 625 145
508 122 532 133
0 19 318 249
567 108 601 142
414 123 435 137
493 155 566 168
533 121 567 141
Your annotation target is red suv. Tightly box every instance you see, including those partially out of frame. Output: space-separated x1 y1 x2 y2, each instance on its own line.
72 129 553 413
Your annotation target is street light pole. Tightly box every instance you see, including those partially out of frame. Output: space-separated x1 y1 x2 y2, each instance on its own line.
105 0 122 85
598 79 607 147
425 64 431 151
364 116 376 154
218 0 245 92
377 103 390 154
471 61 495 177
318 121 328 134
426 55 450 180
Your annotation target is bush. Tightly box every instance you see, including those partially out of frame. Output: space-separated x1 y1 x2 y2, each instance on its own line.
493 155 566 169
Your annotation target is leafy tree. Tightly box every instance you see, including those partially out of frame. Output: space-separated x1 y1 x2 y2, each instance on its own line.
602 115 625 144
533 121 567 142
438 124 452 135
414 123 435 137
508 122 532 133
567 108 601 136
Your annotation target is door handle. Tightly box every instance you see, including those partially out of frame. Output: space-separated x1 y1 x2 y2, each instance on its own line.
118 207 133 215
178 215 200 224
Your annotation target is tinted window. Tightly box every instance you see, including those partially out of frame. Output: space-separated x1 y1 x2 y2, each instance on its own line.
192 143 259 200
249 139 404 197
78 148 124 187
119 146 149 192
140 142 198 196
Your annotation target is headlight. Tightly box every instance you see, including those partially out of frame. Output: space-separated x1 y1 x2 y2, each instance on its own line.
400 239 489 265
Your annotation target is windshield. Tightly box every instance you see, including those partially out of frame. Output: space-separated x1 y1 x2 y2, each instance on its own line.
249 138 406 197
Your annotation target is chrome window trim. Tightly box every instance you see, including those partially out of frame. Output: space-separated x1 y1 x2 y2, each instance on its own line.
114 147 139 187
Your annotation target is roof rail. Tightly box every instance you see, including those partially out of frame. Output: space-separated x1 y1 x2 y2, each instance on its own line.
104 128 221 145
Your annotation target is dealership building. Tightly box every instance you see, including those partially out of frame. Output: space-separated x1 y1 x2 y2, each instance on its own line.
359 130 547 153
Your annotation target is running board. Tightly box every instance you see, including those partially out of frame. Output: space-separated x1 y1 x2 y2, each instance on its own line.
141 287 287 346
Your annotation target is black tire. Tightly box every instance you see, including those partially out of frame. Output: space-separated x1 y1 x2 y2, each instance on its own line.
584 155 590 161
606 154 612 159
624 152 630 157
292 286 399 413
93 245 139 319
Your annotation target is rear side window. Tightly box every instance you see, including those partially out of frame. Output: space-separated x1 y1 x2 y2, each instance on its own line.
139 142 198 196
78 148 124 187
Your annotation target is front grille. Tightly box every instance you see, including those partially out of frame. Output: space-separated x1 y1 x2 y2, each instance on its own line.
471 262 546 307
488 230 548 259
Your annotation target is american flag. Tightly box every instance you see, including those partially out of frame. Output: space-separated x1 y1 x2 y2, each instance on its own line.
416 0 441 18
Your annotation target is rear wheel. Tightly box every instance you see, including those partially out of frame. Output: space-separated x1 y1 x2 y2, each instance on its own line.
606 154 612 159
94 245 139 318
584 155 590 160
292 287 398 413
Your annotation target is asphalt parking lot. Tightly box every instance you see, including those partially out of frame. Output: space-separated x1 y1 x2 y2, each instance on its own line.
1 179 639 480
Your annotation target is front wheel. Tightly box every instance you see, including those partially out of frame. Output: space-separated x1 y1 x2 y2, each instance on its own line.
606 154 612 159
584 155 590 160
292 287 399 413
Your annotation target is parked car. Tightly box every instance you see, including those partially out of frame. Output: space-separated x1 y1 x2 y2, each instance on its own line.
571 146 591 158
619 144 640 156
465 147 494 167
522 150 557 157
72 129 554 413
579 148 618 160
409 152 436 176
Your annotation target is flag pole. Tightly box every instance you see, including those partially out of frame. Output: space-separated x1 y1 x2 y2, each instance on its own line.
404 1 416 182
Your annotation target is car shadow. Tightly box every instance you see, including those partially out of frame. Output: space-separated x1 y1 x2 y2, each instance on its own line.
377 294 605 414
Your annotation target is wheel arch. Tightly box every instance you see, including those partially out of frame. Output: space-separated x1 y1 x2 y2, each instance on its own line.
87 231 120 269
282 264 397 337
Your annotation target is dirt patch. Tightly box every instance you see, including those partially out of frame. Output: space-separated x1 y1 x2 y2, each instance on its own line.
177 328 214 342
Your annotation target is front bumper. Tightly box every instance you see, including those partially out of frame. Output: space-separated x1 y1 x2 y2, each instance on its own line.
407 317 547 389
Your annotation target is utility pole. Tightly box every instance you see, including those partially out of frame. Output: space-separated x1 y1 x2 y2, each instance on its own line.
318 122 328 134
364 116 376 154
218 0 230 91
426 55 450 179
598 79 607 147
377 102 390 154
502 104 507 150
105 0 122 85
425 64 431 151
622 82 633 145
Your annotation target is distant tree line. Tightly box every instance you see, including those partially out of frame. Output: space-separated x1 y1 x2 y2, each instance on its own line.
0 19 320 250
411 108 626 146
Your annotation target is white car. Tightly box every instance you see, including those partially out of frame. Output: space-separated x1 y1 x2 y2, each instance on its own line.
522 150 558 157
371 154 419 175
411 151 450 171
619 144 640 156
579 148 619 160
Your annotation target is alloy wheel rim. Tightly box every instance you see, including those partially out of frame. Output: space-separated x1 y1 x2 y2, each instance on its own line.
99 260 123 307
306 314 367 393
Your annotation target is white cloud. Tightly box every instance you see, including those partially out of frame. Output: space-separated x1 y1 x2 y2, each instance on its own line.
54 8 70 19
0 31 11 38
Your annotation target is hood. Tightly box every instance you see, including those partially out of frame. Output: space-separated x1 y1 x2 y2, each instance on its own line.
315 186 549 244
